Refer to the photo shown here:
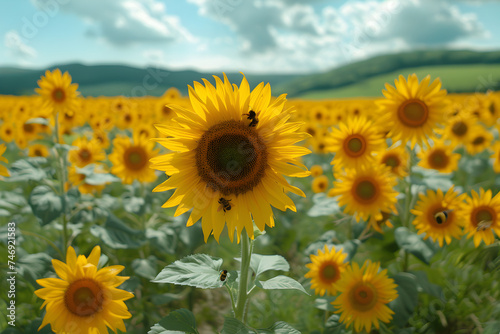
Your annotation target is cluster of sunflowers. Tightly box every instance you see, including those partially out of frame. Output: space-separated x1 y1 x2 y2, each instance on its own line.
0 69 499 333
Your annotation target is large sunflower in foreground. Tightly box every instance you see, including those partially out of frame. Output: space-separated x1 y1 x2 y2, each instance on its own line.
411 187 465 247
35 69 79 116
110 133 159 184
332 260 398 333
376 74 448 148
150 74 310 242
305 245 348 296
330 164 398 223
329 116 385 171
459 188 500 247
35 246 133 333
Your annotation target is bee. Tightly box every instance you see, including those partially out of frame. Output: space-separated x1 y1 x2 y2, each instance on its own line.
219 269 228 282
218 197 232 213
434 210 452 224
476 220 493 231
243 110 259 127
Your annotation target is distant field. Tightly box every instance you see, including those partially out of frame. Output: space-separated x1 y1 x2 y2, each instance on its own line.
298 64 500 99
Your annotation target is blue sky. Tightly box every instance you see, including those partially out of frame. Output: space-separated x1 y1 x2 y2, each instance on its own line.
1 0 499 74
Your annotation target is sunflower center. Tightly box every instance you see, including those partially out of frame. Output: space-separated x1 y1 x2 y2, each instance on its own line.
306 127 316 136
472 136 485 146
397 99 429 127
321 264 337 281
124 114 132 123
64 279 103 317
65 111 74 120
353 179 378 204
351 283 377 311
79 149 91 162
451 121 468 137
473 207 494 227
489 103 496 115
23 123 34 133
124 146 148 171
383 154 400 168
428 149 449 169
34 149 42 156
52 88 66 102
344 135 366 157
196 120 267 196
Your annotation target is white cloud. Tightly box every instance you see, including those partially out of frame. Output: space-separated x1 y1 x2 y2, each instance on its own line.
4 30 37 58
31 0 195 46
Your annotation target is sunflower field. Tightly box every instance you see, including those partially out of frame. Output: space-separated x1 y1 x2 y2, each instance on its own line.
0 70 500 334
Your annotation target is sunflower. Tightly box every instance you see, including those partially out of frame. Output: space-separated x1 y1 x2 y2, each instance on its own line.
310 164 323 177
68 166 108 195
35 246 133 334
305 245 348 296
35 69 79 116
376 74 448 148
312 175 329 193
465 126 493 155
368 211 394 233
439 111 477 147
110 133 159 185
28 143 50 158
459 188 500 247
330 116 385 170
0 122 15 143
330 164 398 222
150 74 310 242
68 137 106 168
417 139 460 174
490 141 500 173
0 143 9 177
411 187 465 247
377 144 409 178
332 260 398 333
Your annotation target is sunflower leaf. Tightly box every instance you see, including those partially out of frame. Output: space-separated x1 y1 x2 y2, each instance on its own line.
90 213 145 249
28 185 63 225
6 158 48 182
221 317 254 334
255 275 309 295
152 254 223 289
249 254 290 278
389 272 418 328
149 309 198 334
394 227 435 264
307 193 340 217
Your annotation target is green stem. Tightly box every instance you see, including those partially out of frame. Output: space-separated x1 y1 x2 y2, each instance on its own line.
54 113 69 257
235 230 252 322
225 284 236 313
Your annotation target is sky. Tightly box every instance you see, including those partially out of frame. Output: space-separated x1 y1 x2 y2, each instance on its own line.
1 0 499 74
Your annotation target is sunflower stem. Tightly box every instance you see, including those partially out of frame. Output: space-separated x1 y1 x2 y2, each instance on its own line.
53 112 69 257
235 230 252 322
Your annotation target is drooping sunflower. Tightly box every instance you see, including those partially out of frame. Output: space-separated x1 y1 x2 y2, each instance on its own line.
35 69 79 116
110 133 159 185
330 164 398 222
35 246 133 334
417 139 461 174
376 74 448 148
377 144 409 178
150 74 310 242
411 187 465 247
305 245 348 296
459 188 500 247
68 137 106 168
332 260 398 333
330 116 385 170
0 143 9 177
312 175 329 193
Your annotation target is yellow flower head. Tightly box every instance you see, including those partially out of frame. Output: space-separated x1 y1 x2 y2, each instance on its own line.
150 74 310 242
35 69 79 116
0 143 9 177
305 245 348 296
377 144 409 178
417 139 461 174
35 246 134 334
69 137 106 168
310 164 323 177
312 175 329 193
377 74 448 148
28 143 50 158
411 187 465 247
333 260 398 333
465 126 493 155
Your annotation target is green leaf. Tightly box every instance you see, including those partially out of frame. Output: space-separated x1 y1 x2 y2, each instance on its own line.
249 254 290 278
132 256 158 280
148 323 184 334
28 185 63 225
152 254 223 289
75 164 119 185
314 296 336 311
90 213 145 249
409 166 453 193
335 240 360 262
409 270 444 300
260 321 301 334
325 314 344 334
6 158 48 182
25 117 49 125
146 226 177 254
17 252 52 284
255 275 309 295
308 193 340 217
394 227 435 264
389 272 418 328
123 196 146 214
304 230 337 256
156 309 198 334
221 317 254 334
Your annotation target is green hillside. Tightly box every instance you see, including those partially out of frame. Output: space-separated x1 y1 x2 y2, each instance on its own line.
298 64 500 99
275 49 500 97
